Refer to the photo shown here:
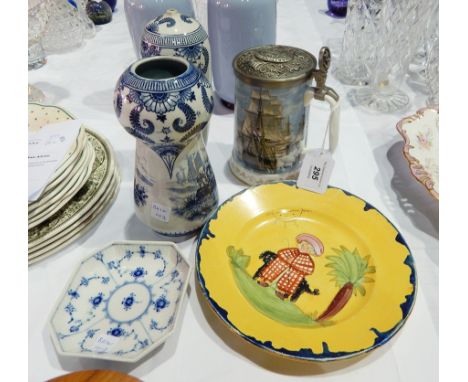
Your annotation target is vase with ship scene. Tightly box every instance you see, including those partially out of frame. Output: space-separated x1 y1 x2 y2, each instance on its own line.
114 56 218 237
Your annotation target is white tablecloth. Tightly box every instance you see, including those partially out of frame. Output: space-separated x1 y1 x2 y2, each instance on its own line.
28 1 438 381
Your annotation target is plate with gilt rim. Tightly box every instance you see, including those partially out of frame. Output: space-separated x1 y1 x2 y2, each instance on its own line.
28 103 88 208
28 169 119 254
28 128 88 212
28 170 120 264
28 104 119 263
28 129 116 249
396 106 439 200
29 138 92 214
28 141 96 228
196 182 416 362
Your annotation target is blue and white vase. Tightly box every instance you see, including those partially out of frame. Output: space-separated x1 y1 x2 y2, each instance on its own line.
208 0 277 107
124 0 195 58
113 56 218 237
141 9 211 82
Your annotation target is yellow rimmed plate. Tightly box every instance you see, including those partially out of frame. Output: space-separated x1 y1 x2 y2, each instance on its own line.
196 182 416 362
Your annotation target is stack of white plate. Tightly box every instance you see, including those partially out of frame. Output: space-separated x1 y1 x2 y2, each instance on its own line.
28 103 120 265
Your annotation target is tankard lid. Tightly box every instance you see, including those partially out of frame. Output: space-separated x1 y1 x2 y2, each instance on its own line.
233 45 317 88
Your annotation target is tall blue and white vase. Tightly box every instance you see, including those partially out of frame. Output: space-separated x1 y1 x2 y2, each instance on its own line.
208 0 277 108
113 56 218 237
141 9 211 82
124 0 195 57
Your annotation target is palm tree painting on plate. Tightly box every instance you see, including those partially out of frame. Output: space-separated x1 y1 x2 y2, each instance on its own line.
227 233 376 327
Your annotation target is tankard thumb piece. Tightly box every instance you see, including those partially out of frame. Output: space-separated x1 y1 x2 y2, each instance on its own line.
229 45 340 186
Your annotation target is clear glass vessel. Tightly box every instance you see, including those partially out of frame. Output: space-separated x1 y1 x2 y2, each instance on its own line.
425 35 439 106
28 84 46 103
333 0 383 86
424 4 439 106
76 0 97 39
42 0 84 54
406 2 438 97
349 0 436 112
28 1 48 70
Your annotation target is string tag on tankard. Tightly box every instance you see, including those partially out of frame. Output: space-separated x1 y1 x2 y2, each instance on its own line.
297 149 334 194
297 107 335 194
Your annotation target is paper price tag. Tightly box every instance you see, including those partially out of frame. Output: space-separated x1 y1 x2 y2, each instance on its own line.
91 334 119 354
28 120 82 202
297 149 334 194
151 202 171 222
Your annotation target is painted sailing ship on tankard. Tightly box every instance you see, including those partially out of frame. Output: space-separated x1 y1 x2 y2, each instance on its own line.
238 88 305 172
230 45 340 185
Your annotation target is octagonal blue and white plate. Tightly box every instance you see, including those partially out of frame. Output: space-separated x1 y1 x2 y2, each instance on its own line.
48 241 190 362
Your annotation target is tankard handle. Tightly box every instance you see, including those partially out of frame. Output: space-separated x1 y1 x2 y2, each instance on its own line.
304 46 341 153
323 94 340 153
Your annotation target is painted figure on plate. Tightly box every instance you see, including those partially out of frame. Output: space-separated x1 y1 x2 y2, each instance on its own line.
254 233 323 301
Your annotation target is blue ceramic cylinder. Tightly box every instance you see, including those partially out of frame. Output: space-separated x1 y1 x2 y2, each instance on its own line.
124 0 195 57
208 0 277 106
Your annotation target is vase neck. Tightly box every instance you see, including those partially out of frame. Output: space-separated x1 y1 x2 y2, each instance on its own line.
124 57 200 92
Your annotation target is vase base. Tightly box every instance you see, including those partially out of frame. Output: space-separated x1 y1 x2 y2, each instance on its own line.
134 204 204 241
349 86 410 113
153 226 201 239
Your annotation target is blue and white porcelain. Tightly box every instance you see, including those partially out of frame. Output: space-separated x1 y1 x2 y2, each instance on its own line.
124 0 195 57
114 56 218 236
141 9 211 81
207 0 277 106
49 241 190 362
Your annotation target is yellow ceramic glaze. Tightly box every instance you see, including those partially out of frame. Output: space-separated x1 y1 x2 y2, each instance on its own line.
196 182 416 361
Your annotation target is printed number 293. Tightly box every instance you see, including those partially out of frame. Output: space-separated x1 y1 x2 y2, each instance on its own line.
311 166 321 181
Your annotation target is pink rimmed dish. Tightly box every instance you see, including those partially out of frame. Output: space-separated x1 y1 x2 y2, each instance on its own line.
396 106 439 200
